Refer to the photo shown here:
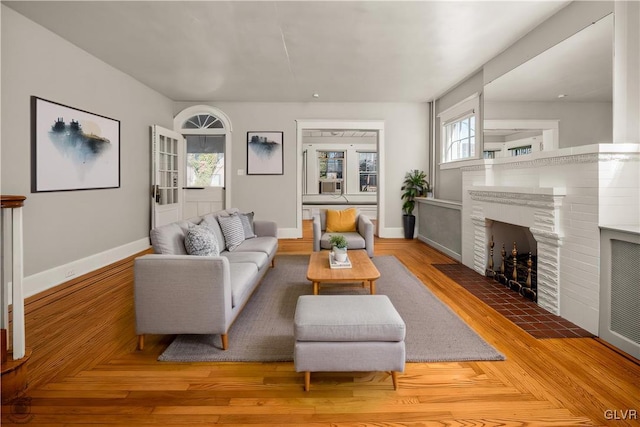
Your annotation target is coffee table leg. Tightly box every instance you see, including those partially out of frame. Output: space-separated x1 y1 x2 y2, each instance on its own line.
370 280 376 295
313 281 319 295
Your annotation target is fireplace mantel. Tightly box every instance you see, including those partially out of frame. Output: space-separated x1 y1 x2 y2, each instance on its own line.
468 186 566 210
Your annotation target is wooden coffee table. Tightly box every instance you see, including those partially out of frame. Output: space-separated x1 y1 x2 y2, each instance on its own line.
307 250 380 295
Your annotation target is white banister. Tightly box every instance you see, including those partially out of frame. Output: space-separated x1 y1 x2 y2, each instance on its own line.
1 195 26 360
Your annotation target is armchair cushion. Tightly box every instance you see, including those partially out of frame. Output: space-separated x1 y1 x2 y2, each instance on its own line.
320 232 366 251
326 208 358 232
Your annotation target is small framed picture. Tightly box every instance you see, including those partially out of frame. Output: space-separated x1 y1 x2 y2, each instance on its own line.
31 96 120 192
246 131 283 175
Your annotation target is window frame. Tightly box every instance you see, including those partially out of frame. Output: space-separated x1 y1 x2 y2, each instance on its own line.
438 94 480 165
357 151 378 193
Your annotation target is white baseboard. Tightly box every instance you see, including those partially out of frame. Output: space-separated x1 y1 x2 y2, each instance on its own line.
417 234 461 261
278 228 302 239
21 238 151 300
378 227 404 238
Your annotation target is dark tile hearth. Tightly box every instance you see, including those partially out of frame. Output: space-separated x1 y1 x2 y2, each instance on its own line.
433 263 593 339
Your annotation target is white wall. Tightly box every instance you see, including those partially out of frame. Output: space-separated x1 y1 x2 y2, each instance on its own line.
174 102 429 236
1 6 174 287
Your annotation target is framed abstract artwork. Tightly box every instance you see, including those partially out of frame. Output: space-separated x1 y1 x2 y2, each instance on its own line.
31 96 121 192
246 131 283 175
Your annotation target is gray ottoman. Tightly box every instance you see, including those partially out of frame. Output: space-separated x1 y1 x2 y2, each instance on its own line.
294 295 406 391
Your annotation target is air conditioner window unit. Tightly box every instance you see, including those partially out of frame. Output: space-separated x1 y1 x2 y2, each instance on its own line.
320 180 342 194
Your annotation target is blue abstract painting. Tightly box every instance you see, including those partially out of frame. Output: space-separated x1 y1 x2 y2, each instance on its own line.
33 97 120 192
247 131 283 175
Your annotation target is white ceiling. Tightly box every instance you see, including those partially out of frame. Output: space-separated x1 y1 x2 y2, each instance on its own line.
4 1 570 102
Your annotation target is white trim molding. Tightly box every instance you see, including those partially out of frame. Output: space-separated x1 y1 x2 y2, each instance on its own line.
21 238 150 300
295 120 387 238
174 105 233 210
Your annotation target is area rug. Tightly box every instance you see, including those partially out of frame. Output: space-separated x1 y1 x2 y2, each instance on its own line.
158 255 505 363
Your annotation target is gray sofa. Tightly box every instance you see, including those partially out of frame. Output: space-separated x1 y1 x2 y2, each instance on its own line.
134 208 278 351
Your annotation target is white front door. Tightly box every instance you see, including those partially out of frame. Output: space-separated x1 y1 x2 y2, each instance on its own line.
183 134 226 219
151 125 185 229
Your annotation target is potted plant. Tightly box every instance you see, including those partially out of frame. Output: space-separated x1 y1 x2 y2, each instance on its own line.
329 234 348 262
401 169 430 239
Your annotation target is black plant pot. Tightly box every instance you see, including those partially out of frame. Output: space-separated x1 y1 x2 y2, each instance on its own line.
403 214 416 239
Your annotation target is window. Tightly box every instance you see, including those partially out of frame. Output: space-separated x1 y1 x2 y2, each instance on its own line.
358 152 377 192
182 114 224 129
318 151 344 179
443 115 476 162
509 145 532 156
186 135 225 187
483 150 498 159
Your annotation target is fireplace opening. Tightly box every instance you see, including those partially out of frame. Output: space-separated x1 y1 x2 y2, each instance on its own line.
485 221 538 302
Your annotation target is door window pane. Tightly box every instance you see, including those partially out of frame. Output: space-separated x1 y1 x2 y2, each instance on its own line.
186 135 225 187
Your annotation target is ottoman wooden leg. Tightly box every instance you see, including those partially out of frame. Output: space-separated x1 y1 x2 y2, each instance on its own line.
137 335 144 351
391 371 399 390
304 372 311 392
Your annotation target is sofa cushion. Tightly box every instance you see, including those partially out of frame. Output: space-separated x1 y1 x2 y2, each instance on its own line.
184 224 220 256
221 251 268 269
235 236 278 255
149 220 192 255
326 208 358 232
218 213 245 251
200 214 226 251
320 232 365 250
229 262 259 308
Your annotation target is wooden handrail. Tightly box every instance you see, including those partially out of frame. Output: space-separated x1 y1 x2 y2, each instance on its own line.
1 195 26 209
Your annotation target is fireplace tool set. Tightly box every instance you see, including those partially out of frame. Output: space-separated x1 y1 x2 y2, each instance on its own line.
486 236 537 302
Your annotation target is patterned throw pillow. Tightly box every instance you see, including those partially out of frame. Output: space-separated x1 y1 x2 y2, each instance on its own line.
184 224 220 256
239 212 256 239
218 213 245 251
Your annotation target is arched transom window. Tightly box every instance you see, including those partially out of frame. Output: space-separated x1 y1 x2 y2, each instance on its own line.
182 114 224 129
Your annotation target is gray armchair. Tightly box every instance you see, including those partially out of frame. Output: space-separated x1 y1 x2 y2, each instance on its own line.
312 209 374 257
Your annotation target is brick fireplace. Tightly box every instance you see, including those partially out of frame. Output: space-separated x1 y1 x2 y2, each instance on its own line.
468 186 564 314
460 144 640 334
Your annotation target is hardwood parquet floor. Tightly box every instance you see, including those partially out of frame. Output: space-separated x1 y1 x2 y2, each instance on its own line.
2 221 639 426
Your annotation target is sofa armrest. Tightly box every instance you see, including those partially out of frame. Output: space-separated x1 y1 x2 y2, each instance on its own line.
254 220 277 238
358 215 375 257
134 254 232 335
312 215 322 252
